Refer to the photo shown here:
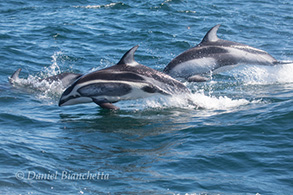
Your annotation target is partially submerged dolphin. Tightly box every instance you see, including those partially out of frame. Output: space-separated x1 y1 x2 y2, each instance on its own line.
58 45 191 110
164 24 286 82
9 68 82 88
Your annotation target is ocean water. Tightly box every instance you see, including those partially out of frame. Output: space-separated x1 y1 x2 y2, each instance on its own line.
0 0 293 194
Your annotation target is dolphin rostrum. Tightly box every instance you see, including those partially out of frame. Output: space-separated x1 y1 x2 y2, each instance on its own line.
164 24 286 82
58 45 191 110
9 68 82 88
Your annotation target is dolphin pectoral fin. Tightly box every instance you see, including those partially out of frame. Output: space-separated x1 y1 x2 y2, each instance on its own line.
98 102 120 110
92 98 120 110
187 75 210 82
9 68 22 85
141 85 171 96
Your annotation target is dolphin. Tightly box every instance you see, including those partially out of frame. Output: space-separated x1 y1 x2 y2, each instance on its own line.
58 45 191 110
9 68 82 88
163 24 286 82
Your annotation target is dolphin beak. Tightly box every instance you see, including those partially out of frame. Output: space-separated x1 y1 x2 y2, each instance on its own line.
58 86 74 107
58 95 67 106
58 99 65 107
58 93 71 107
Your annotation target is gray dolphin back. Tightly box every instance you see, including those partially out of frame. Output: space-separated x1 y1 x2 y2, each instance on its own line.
58 45 191 110
9 68 82 88
164 24 279 81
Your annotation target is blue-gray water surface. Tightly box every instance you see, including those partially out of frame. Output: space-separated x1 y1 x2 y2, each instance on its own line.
1 0 293 194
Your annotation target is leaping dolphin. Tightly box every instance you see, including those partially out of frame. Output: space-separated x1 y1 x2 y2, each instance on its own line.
163 24 287 82
9 68 82 88
58 45 191 110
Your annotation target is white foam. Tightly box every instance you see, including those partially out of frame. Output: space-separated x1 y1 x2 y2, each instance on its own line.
12 52 66 100
226 62 293 85
13 75 64 100
142 92 252 110
190 92 251 110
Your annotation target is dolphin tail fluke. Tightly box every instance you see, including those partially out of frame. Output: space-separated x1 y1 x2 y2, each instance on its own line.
9 68 22 85
92 98 120 110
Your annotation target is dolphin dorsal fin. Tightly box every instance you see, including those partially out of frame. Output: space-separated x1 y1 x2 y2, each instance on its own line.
201 24 221 43
9 68 22 84
117 45 140 66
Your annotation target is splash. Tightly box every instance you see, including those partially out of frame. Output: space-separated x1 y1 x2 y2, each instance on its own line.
142 92 252 110
11 52 66 101
42 51 62 77
227 62 293 85
15 76 64 100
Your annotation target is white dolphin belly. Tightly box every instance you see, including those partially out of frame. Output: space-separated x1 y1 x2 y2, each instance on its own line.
170 57 218 78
